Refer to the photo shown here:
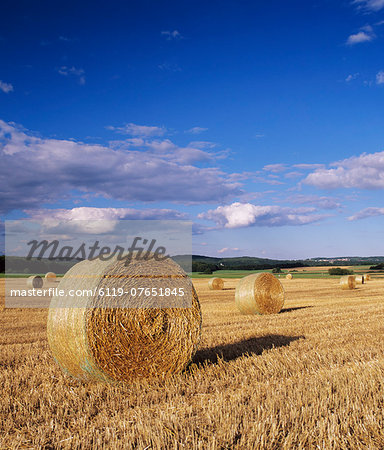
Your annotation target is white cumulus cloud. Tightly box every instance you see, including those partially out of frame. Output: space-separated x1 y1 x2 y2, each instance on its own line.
161 30 182 40
57 66 85 85
293 163 325 170
26 207 188 222
263 163 287 173
0 120 243 214
217 247 240 254
106 122 167 137
353 0 384 11
24 207 188 233
346 26 375 45
348 207 384 220
198 202 326 229
345 73 360 82
376 71 384 84
186 127 208 134
304 151 384 189
0 80 13 93
288 195 342 210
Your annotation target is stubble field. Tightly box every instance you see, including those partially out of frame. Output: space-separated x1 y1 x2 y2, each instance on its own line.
1 277 384 449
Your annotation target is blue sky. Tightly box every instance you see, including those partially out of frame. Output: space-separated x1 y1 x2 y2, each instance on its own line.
1 0 384 259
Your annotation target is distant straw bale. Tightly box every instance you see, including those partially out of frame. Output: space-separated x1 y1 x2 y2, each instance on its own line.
286 273 293 280
340 275 356 290
208 277 224 290
27 276 43 289
355 275 365 285
235 273 284 315
45 272 56 281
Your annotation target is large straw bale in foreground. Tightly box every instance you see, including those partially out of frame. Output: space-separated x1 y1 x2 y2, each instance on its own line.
235 272 284 315
47 256 201 383
27 275 43 288
355 275 365 285
340 275 356 290
208 277 224 290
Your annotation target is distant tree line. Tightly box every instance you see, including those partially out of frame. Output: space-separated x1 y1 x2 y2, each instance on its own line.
191 261 306 274
3 253 382 275
191 262 219 274
1 256 76 274
370 263 384 270
328 268 354 276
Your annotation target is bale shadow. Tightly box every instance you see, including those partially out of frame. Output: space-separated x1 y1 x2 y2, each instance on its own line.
192 334 305 367
281 306 313 313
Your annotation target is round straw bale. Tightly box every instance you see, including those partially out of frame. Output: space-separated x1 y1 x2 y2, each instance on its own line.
45 272 56 281
27 275 43 289
47 255 201 383
340 275 356 290
208 277 224 290
365 274 371 281
235 272 285 315
286 273 293 280
355 275 365 284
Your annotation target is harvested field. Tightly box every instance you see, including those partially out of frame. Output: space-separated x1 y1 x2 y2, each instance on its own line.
1 277 384 448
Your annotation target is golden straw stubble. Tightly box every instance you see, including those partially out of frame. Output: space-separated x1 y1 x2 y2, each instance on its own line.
340 275 356 290
208 277 224 290
47 255 202 383
235 272 285 315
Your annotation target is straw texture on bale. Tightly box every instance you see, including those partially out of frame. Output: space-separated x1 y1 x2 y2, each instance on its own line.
45 272 56 281
286 273 293 280
208 277 224 290
27 275 43 289
355 275 365 285
47 255 202 383
235 272 285 315
365 274 371 281
340 275 356 290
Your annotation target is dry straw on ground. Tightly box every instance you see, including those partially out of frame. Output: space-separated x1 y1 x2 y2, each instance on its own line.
355 275 365 285
26 275 43 289
208 277 224 290
3 277 384 448
286 273 293 280
340 275 356 290
45 272 56 281
235 272 285 315
47 255 202 383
